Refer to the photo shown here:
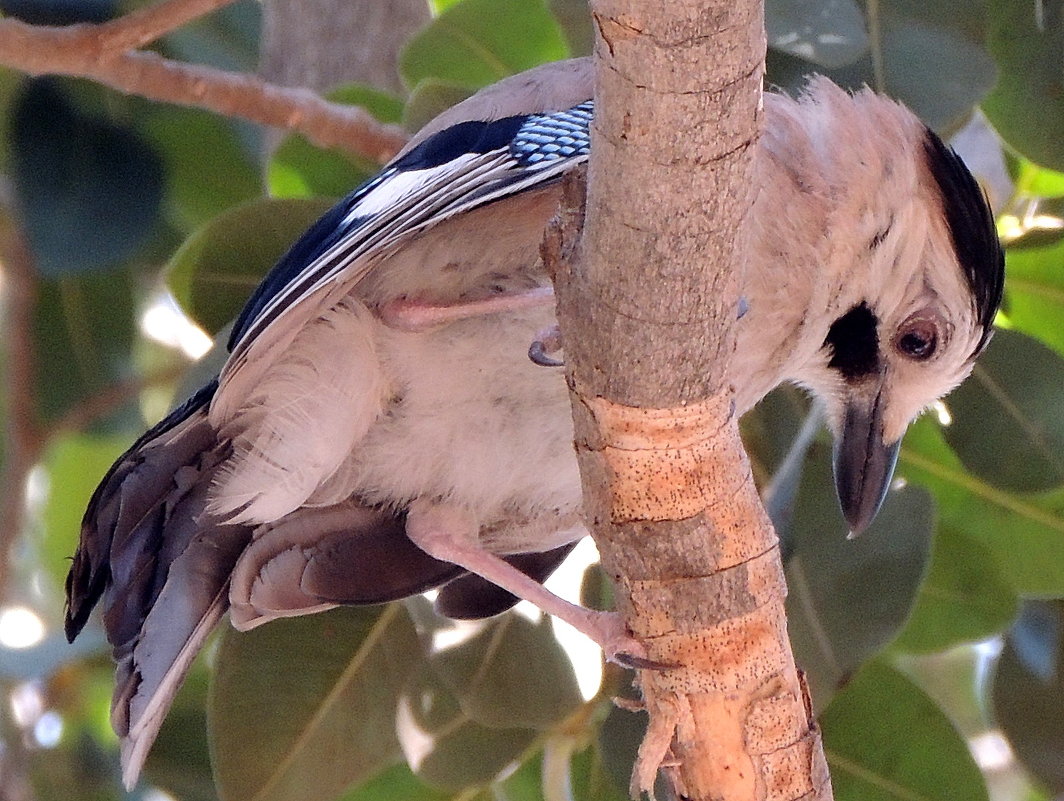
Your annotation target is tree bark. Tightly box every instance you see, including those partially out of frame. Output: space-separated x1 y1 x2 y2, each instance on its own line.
259 0 429 94
548 1 834 798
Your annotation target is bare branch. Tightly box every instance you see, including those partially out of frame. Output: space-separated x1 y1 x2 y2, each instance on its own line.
0 14 409 163
0 214 42 598
548 0 835 798
90 0 242 54
47 363 191 439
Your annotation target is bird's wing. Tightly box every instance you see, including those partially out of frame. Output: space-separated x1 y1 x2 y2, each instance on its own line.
225 99 595 363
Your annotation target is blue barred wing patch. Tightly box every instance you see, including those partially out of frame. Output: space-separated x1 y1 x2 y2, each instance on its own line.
511 101 593 167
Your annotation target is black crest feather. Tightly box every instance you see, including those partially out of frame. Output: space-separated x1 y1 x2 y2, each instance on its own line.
922 129 1005 355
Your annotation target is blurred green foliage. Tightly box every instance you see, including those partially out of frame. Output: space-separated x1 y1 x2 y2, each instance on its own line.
1 1 1063 801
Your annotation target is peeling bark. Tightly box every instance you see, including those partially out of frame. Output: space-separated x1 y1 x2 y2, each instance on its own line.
546 1 834 798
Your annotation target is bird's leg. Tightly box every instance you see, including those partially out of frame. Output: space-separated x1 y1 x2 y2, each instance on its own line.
379 286 555 332
405 499 653 667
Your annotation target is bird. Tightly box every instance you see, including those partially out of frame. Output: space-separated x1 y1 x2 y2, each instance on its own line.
64 57 1004 787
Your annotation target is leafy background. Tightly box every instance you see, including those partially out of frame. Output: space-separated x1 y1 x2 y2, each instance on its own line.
0 0 1062 800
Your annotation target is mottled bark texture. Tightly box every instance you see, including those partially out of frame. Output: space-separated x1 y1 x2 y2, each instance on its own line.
547 2 834 799
259 0 429 94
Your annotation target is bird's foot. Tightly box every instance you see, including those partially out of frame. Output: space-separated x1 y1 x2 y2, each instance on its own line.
378 286 555 332
529 324 563 366
405 500 669 668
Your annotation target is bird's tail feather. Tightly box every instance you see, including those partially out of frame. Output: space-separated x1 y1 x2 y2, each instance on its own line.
65 383 253 788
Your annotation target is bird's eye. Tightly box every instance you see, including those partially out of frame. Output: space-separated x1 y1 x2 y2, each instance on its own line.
894 316 939 361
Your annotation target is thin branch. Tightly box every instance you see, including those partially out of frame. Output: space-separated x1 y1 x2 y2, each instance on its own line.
0 14 409 163
47 363 191 438
89 0 241 54
0 213 42 598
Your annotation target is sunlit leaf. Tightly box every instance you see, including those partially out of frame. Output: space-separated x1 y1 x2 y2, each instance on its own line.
1004 237 1064 358
943 330 1064 492
210 604 421 801
166 197 333 334
399 0 568 91
268 84 403 199
993 601 1064 794
823 661 989 801
40 432 131 592
785 442 934 707
1013 157 1064 197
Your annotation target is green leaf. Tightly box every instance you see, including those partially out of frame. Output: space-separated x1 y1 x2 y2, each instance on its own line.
785 442 934 707
822 661 989 801
942 330 1064 492
739 386 810 490
767 0 869 68
166 197 334 334
570 738 630 801
337 763 448 801
870 10 995 132
597 703 647 801
39 432 131 592
401 79 476 133
766 3 995 133
993 601 1064 794
145 651 217 801
33 268 138 422
399 0 568 92
1004 237 1064 359
209 604 421 801
397 659 538 790
892 526 1019 653
984 0 1064 170
548 0 594 56
899 418 1064 595
11 79 164 276
425 613 583 730
162 0 262 73
1013 157 1064 198
141 106 262 230
267 84 402 200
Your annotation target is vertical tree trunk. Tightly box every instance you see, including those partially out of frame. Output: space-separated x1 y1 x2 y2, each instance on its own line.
259 0 429 94
549 1 834 798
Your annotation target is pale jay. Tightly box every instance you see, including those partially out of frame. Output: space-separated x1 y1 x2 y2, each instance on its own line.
64 58 1004 786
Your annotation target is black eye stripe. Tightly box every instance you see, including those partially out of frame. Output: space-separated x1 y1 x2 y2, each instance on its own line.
825 302 880 381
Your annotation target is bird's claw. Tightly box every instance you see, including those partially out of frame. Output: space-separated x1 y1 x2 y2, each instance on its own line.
613 652 679 671
529 324 563 366
589 610 676 671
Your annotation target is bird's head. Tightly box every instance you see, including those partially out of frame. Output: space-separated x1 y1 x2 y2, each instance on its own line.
764 81 1005 534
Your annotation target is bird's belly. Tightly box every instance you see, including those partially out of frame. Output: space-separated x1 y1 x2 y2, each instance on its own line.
320 308 584 536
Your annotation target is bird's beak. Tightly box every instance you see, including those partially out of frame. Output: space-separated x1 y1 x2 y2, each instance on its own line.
832 385 902 536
